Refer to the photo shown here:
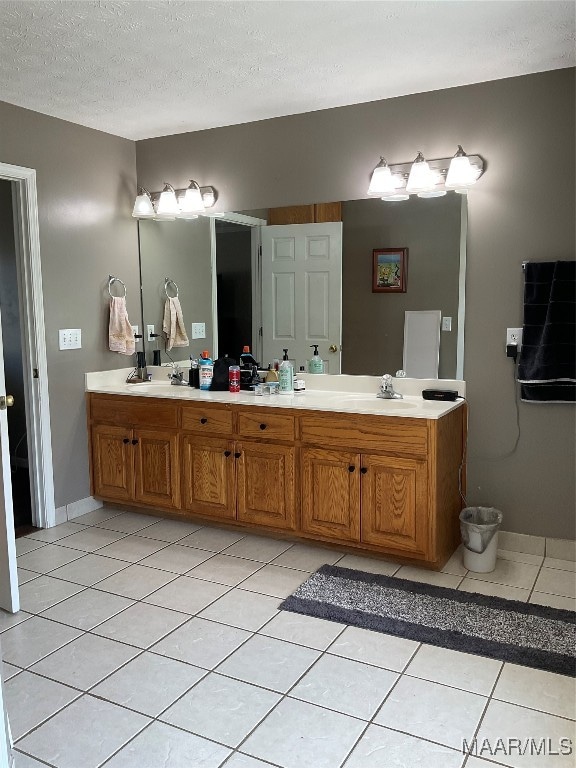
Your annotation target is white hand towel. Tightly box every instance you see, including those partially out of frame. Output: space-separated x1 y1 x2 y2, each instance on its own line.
163 296 190 351
109 297 135 355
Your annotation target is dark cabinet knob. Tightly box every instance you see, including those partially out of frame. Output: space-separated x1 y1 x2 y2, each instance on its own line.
122 438 130 444
360 467 368 474
234 452 241 459
200 417 208 424
259 423 267 430
348 465 355 472
131 439 138 445
224 450 231 457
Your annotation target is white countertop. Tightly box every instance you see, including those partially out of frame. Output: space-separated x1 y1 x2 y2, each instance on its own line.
86 368 465 420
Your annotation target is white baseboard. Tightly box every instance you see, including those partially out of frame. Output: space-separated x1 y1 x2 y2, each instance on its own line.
66 496 103 521
54 506 67 526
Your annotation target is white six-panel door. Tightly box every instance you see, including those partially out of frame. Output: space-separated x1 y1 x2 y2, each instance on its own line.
261 222 342 373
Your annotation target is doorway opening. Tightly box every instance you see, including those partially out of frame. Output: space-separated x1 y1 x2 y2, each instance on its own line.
215 219 254 361
0 180 34 537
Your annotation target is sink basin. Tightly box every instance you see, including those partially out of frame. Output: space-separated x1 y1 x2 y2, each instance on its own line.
124 382 175 392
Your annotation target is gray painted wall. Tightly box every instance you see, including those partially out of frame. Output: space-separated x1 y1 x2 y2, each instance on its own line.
0 180 26 459
137 69 576 539
0 100 140 509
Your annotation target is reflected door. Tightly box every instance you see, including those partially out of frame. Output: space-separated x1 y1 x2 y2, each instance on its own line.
261 223 342 373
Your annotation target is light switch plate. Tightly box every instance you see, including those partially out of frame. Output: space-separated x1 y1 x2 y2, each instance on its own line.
441 317 452 332
59 329 81 350
192 322 206 339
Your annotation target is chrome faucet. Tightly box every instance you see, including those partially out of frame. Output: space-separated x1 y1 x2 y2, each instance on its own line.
168 363 186 386
377 374 403 399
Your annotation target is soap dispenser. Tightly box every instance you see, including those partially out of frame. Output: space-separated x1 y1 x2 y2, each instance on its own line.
308 344 324 374
278 348 294 394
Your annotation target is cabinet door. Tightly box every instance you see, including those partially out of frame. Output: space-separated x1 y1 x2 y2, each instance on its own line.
133 428 180 509
91 424 134 502
236 442 296 530
361 454 429 556
181 435 236 520
301 447 360 542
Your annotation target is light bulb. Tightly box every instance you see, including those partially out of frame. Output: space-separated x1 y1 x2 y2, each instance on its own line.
406 152 436 194
368 158 398 196
446 146 478 191
156 183 180 216
132 188 154 218
381 193 410 202
181 180 205 213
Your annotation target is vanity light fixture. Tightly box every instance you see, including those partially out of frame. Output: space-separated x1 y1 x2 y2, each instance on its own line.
445 145 479 193
156 183 180 217
367 157 409 202
367 147 485 202
132 182 218 220
132 188 155 218
180 179 205 214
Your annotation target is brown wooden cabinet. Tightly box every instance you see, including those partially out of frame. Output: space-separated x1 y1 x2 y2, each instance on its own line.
88 391 465 568
89 395 180 510
179 403 297 531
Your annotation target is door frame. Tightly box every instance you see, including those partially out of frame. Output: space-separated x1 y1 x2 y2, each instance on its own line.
0 162 55 529
208 212 267 362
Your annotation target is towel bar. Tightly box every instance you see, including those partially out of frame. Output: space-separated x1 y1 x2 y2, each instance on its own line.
108 275 127 298
164 277 179 298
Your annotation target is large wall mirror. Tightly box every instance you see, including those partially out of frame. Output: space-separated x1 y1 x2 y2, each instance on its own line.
138 193 466 379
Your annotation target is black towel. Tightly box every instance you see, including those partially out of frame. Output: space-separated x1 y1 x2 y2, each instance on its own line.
518 260 575 402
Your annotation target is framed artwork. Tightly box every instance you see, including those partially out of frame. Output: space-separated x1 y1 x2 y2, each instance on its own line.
372 248 408 293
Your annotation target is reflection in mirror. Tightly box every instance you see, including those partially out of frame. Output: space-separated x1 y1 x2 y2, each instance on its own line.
138 195 466 378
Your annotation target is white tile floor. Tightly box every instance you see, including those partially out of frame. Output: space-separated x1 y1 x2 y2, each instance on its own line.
3 506 575 768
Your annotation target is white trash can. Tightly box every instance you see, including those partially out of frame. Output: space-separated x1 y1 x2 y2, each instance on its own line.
459 507 503 573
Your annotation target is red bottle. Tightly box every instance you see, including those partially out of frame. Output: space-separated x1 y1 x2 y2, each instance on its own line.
229 365 240 393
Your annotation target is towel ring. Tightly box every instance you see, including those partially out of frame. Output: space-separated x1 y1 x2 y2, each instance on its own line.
164 277 179 298
108 275 127 298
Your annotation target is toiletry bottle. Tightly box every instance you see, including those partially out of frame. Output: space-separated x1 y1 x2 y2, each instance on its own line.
278 348 294 395
189 358 199 388
239 345 258 368
229 365 240 393
239 345 258 388
199 351 214 390
308 344 324 374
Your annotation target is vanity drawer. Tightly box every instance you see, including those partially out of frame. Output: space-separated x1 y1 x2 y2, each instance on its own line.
181 404 233 435
89 394 178 428
237 410 296 441
299 412 428 457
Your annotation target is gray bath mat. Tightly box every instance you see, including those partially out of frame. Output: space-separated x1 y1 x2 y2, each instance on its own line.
279 564 575 677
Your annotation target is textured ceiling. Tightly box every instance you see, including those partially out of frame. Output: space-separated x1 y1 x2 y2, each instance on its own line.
0 1 574 140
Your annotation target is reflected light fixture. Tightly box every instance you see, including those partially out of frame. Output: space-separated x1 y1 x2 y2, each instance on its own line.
445 145 479 193
132 188 155 218
366 147 485 203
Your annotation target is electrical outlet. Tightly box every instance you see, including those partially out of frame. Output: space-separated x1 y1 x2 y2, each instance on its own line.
131 325 139 337
59 329 81 350
441 317 452 332
192 322 206 339
146 324 155 342
506 327 523 345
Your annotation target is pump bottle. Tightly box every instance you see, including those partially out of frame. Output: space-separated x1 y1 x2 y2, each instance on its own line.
308 344 324 374
278 348 294 394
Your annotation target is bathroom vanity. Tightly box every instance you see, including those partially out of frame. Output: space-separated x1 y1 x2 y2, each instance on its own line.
86 373 466 569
